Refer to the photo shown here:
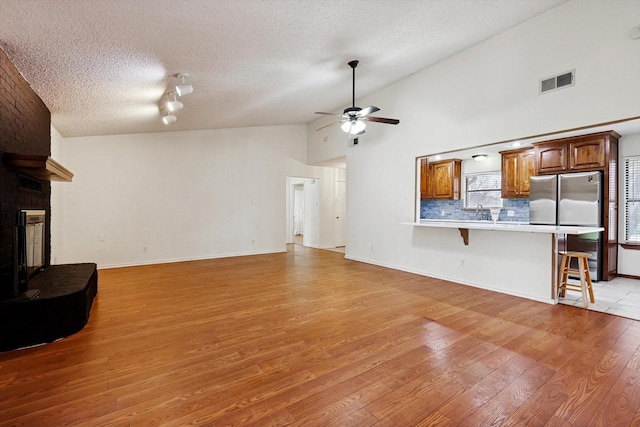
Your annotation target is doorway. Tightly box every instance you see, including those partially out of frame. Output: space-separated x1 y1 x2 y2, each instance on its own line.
293 183 304 245
286 177 320 248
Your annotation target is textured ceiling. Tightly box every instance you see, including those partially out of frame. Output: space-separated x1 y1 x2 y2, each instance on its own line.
0 0 566 137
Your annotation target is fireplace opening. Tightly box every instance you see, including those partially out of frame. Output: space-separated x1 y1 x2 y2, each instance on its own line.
14 209 46 300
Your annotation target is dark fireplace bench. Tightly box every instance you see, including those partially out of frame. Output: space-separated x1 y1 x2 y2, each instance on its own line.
0 263 98 352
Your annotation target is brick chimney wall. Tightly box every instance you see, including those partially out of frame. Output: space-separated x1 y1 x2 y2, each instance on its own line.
0 46 51 298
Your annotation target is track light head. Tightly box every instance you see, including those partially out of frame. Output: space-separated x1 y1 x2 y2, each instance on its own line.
162 112 177 125
166 92 183 112
175 73 193 96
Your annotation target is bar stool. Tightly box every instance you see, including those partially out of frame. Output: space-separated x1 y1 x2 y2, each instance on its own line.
558 251 595 308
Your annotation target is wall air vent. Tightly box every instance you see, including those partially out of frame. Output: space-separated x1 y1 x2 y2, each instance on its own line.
539 70 575 94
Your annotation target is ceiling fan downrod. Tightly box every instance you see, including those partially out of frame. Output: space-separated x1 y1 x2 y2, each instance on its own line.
348 60 359 109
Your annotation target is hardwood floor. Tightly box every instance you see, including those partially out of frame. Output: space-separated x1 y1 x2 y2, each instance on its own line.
1 244 640 426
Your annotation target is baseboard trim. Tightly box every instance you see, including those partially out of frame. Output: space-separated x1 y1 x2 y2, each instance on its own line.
616 273 640 281
95 248 287 270
345 255 556 305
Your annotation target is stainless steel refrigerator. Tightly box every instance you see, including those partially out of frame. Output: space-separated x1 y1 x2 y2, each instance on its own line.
529 171 602 281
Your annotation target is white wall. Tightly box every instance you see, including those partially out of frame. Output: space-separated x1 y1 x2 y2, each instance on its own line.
51 125 339 268
308 1 640 289
50 126 64 264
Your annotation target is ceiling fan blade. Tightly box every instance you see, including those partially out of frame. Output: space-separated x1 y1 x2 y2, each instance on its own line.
365 116 400 125
315 120 340 131
315 111 342 116
357 106 380 117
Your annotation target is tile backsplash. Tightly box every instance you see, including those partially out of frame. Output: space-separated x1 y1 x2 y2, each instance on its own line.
420 198 530 222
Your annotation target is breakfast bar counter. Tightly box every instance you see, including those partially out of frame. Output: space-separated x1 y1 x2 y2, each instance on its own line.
402 220 604 304
404 220 603 245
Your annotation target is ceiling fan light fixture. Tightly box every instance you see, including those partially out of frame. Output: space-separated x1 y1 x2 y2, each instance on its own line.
351 120 366 134
341 119 366 134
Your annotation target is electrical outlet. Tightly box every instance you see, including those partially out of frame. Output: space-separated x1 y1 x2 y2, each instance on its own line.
441 210 445 216
460 258 465 267
143 246 148 253
507 210 515 217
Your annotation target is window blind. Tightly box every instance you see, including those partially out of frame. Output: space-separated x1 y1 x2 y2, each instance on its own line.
624 156 640 243
465 172 502 208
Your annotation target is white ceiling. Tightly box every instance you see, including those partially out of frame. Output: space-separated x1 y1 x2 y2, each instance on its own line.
0 0 567 138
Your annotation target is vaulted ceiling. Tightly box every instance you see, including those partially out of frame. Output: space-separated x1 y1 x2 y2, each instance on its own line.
0 0 566 137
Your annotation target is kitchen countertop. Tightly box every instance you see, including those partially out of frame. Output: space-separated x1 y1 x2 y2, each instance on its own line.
404 219 604 235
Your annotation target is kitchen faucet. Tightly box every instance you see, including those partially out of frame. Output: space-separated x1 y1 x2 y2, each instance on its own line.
476 204 487 220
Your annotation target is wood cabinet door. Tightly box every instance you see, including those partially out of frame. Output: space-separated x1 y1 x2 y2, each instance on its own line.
430 161 453 199
518 149 536 197
420 158 429 200
535 143 567 174
501 152 519 198
501 148 535 198
569 138 606 171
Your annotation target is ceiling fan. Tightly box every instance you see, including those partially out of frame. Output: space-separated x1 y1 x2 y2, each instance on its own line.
315 60 400 136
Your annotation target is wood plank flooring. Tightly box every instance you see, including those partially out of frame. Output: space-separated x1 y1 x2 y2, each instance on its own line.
2 244 640 426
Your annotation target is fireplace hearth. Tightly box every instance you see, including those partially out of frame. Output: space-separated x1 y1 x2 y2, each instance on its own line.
0 263 98 352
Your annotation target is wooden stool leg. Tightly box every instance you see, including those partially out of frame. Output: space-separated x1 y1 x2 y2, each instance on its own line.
583 257 595 303
558 255 568 298
578 258 588 308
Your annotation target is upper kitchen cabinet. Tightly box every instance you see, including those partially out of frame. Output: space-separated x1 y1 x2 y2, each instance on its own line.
535 142 567 174
420 158 462 200
534 131 620 174
569 135 608 170
500 148 535 198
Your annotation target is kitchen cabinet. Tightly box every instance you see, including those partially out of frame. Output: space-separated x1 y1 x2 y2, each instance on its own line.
419 158 429 200
534 132 609 174
535 142 567 174
420 158 461 200
533 130 620 280
569 136 606 171
500 148 535 198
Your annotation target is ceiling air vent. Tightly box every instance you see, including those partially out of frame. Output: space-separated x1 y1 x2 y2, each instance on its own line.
539 70 575 94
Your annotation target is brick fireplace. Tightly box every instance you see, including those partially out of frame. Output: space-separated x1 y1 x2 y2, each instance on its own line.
0 45 52 299
0 46 97 352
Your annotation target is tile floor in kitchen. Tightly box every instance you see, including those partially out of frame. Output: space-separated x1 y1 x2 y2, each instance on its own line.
558 276 640 321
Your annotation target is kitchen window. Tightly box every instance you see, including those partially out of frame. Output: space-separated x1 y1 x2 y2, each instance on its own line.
624 155 640 243
464 172 503 209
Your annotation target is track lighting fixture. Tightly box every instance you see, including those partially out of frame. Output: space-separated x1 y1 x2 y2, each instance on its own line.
159 72 193 125
166 92 183 112
175 73 193 96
